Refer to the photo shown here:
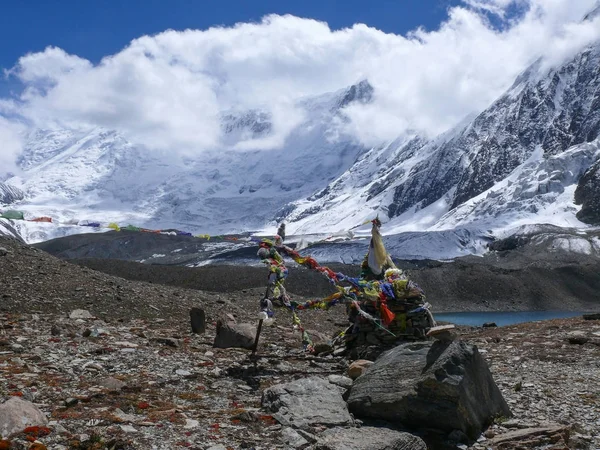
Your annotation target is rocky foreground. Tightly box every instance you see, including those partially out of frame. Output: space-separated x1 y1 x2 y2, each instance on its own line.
1 237 600 449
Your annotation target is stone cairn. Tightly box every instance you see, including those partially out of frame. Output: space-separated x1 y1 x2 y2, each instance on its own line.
343 279 442 359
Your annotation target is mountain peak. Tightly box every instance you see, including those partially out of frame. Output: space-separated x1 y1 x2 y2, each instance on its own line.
337 80 374 109
583 2 600 21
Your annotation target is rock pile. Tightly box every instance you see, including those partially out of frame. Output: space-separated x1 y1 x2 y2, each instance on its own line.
344 299 435 360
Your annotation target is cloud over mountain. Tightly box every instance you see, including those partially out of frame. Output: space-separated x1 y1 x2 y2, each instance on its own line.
1 0 599 167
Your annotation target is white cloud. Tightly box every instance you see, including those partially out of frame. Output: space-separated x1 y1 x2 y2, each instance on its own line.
1 0 599 154
0 117 25 177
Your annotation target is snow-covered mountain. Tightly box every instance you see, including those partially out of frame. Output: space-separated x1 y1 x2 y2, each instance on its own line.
2 36 600 256
2 81 371 240
284 37 600 234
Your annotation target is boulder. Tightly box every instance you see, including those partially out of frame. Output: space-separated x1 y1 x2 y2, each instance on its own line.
262 377 353 429
213 319 255 350
315 426 427 450
348 359 373 380
0 397 48 437
347 340 511 440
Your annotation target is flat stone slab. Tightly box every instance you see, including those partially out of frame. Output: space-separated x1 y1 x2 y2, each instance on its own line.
315 426 427 450
489 425 570 449
69 309 94 319
262 377 353 430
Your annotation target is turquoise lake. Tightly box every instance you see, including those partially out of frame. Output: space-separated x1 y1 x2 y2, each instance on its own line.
434 311 587 327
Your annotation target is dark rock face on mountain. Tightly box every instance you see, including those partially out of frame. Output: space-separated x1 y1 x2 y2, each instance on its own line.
390 41 600 217
575 160 600 224
0 182 24 205
336 79 374 110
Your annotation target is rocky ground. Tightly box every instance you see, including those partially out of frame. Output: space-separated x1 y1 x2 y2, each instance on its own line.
2 236 600 449
34 229 600 313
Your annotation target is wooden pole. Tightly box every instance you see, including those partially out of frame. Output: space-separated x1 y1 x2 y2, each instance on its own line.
252 317 265 355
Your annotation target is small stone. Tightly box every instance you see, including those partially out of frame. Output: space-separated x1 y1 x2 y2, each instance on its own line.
333 347 347 357
427 324 457 341
65 398 79 407
231 411 255 422
83 362 103 371
10 344 24 353
566 331 589 345
313 342 333 355
328 374 353 390
115 341 138 348
152 337 180 348
82 329 92 338
184 419 199 429
348 360 373 380
50 325 61 336
282 427 309 448
484 429 495 438
98 377 126 391
69 310 94 320
119 424 138 433
482 322 497 328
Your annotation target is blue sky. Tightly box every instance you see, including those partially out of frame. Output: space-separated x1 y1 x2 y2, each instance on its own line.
0 0 461 70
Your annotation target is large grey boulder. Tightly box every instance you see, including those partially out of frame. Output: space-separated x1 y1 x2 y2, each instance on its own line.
0 397 48 437
347 340 511 440
315 426 427 450
262 377 353 429
213 318 255 349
